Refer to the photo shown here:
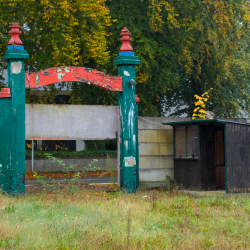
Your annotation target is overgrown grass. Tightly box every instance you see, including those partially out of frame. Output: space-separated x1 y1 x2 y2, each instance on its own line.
25 150 117 158
1 187 250 249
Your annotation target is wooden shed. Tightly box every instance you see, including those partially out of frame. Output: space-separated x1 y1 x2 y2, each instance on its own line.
163 119 250 193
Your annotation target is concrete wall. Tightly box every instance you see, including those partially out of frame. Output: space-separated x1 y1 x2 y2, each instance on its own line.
25 104 119 140
26 157 117 173
138 117 191 189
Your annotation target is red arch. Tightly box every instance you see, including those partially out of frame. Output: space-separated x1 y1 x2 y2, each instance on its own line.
25 66 123 92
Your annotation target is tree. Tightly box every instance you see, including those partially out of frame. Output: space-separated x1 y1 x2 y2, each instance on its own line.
105 0 250 117
0 0 114 104
106 0 178 116
0 0 249 118
148 0 250 117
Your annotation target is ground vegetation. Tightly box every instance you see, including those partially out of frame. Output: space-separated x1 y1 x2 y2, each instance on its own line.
0 188 250 249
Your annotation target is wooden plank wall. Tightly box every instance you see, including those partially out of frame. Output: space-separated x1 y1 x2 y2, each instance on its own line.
226 123 250 192
138 117 191 189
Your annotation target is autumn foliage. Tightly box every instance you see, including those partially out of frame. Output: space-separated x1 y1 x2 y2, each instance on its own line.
0 0 249 117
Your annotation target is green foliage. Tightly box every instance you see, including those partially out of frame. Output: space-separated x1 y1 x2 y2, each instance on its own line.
106 153 116 184
81 159 99 176
151 0 250 117
33 153 99 194
33 172 59 193
106 0 250 117
26 150 117 158
0 240 16 248
85 140 117 151
0 0 114 105
1 0 249 118
106 0 169 116
3 205 16 213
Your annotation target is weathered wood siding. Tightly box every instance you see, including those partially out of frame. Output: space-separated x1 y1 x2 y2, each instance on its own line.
138 117 191 188
174 159 201 190
226 123 250 192
25 104 119 140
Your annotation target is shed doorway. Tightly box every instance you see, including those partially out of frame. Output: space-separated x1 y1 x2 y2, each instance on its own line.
215 130 225 190
200 125 226 191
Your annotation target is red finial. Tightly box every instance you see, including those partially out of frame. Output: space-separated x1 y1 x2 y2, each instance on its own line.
8 23 23 46
120 27 133 52
135 94 140 103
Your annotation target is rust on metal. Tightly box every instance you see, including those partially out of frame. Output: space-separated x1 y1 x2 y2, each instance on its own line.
0 88 11 98
25 66 123 92
8 23 23 45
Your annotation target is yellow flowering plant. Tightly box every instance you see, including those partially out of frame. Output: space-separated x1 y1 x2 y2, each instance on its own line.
192 89 213 120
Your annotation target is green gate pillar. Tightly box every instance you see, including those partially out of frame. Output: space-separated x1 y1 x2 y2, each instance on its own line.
135 95 140 188
114 27 140 193
0 23 29 195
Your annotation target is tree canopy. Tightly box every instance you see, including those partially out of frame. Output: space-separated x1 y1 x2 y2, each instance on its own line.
0 0 249 117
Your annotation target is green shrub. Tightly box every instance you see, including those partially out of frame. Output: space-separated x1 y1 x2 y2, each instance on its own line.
26 150 117 158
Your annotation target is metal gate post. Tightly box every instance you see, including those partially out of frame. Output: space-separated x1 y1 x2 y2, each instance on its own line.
114 27 140 193
1 23 29 195
135 95 140 188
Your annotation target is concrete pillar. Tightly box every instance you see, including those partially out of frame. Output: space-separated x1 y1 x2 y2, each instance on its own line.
0 23 29 195
114 27 140 193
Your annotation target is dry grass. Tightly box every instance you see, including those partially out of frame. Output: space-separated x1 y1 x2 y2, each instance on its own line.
0 187 250 249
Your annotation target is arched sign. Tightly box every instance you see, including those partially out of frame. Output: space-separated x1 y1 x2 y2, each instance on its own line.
25 67 123 92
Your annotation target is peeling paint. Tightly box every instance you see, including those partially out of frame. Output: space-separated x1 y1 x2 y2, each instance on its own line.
125 157 136 167
57 68 62 73
84 68 92 73
57 72 65 81
64 67 70 73
124 70 130 76
35 74 40 84
11 61 22 74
